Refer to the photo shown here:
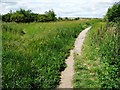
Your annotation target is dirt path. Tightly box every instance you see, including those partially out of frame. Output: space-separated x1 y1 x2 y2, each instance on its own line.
58 26 91 88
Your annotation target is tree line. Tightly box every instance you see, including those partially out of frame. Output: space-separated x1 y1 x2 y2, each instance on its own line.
2 1 120 23
2 9 57 23
1 8 82 23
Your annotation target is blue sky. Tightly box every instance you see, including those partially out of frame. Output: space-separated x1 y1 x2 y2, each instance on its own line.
0 0 119 18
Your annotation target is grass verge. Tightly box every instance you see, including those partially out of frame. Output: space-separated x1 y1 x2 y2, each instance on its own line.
73 21 120 88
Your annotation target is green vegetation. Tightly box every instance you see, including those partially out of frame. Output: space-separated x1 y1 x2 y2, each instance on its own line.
97 22 120 88
2 1 120 89
74 12 120 89
2 20 90 89
74 2 120 88
105 1 120 22
73 20 103 88
2 9 57 22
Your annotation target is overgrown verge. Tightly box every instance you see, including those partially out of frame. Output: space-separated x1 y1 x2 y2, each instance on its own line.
2 20 90 89
73 21 120 88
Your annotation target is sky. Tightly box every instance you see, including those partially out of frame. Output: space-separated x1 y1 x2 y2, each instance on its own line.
0 0 119 18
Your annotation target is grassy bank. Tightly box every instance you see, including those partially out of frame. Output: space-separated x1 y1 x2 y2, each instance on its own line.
73 21 120 88
2 20 91 89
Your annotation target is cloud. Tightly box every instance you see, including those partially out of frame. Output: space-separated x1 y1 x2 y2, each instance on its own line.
0 0 119 18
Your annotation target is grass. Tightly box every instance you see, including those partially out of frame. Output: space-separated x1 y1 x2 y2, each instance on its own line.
2 20 91 89
73 20 120 88
73 21 103 88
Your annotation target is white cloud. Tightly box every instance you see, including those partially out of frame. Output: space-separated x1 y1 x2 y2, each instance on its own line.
0 0 119 18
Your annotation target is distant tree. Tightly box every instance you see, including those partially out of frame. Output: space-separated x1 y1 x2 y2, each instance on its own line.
2 9 57 22
10 13 23 22
58 17 63 21
74 17 80 20
106 2 120 22
2 13 12 22
31 13 38 22
45 10 57 21
17 8 32 22
2 9 32 22
64 17 69 20
37 14 48 22
64 17 73 21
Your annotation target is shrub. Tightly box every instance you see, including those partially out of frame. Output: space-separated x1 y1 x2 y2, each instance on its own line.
106 2 120 22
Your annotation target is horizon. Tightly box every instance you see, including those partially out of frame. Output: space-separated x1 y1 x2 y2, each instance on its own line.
1 0 119 18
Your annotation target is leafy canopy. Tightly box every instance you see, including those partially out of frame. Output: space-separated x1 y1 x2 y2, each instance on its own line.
106 2 120 22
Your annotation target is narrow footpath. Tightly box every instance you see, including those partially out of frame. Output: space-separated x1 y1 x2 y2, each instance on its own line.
58 26 92 88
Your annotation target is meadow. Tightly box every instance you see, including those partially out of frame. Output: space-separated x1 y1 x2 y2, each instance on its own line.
2 1 120 89
2 20 91 88
2 18 119 89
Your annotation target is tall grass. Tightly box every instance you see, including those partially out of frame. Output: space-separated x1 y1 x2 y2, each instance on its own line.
97 22 120 88
73 21 120 88
73 21 103 88
2 20 90 89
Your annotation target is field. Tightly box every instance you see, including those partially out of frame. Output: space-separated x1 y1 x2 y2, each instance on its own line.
1 1 120 89
73 21 120 88
2 20 91 88
2 18 120 89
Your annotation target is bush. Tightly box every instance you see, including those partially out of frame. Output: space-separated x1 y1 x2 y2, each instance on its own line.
106 2 120 22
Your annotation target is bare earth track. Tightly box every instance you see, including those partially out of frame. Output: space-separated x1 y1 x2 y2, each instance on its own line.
58 26 91 88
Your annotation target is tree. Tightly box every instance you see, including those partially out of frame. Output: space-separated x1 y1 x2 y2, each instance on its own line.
37 14 47 22
74 17 80 20
45 10 57 21
106 2 120 22
16 8 32 22
2 9 57 22
58 17 63 21
2 13 12 22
